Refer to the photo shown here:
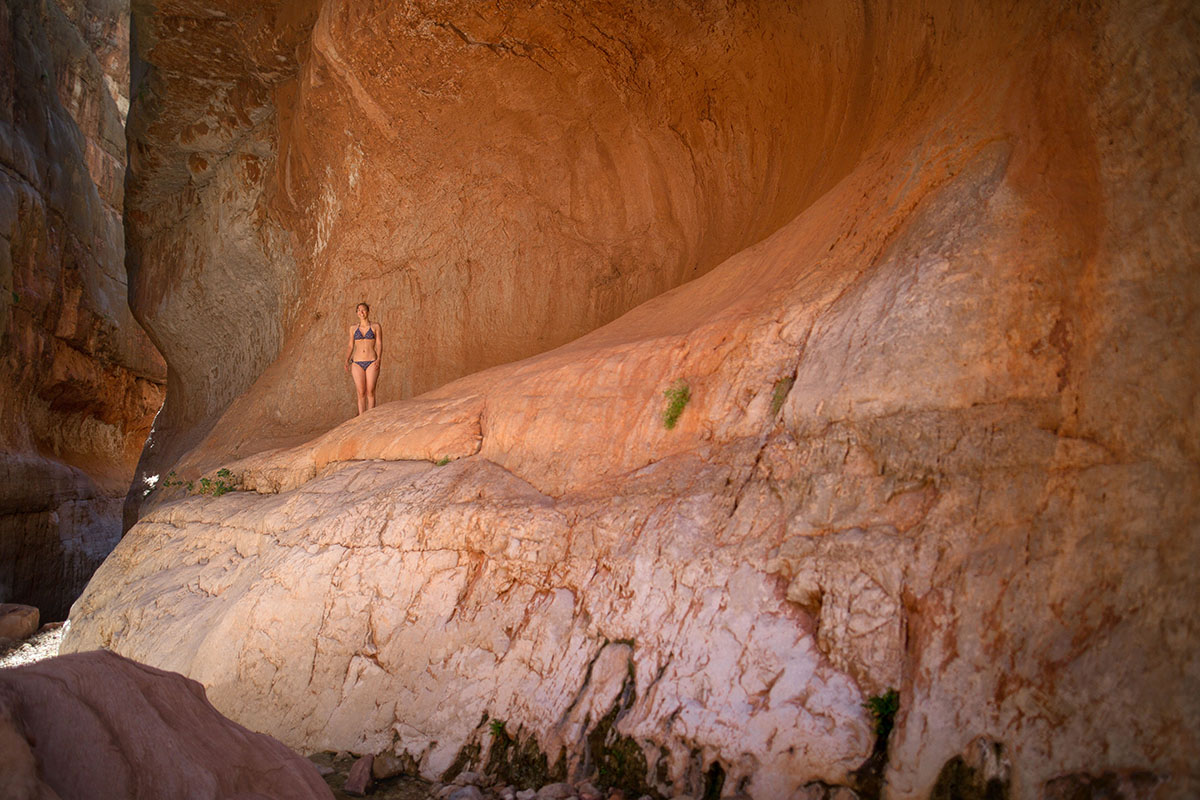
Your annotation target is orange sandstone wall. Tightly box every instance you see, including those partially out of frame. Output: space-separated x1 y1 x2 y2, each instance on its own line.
126 1 1056 483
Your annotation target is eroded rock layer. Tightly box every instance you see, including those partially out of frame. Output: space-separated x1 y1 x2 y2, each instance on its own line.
67 1 1199 799
1 0 164 620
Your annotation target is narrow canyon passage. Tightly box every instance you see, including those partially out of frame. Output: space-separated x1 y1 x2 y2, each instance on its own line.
5 0 1199 799
1 0 164 621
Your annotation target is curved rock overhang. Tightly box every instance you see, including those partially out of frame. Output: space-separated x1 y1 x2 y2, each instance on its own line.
122 1 1075 484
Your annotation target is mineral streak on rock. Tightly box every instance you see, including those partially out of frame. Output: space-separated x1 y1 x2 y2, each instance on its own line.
65 1 1200 799
0 0 165 620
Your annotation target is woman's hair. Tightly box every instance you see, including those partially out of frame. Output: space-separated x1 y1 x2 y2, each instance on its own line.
356 302 370 314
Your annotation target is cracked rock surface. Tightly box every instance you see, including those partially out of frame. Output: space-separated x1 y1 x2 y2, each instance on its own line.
63 1 1200 798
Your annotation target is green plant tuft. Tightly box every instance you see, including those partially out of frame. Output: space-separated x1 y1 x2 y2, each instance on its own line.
770 376 795 417
586 665 656 798
156 470 187 491
661 380 691 430
848 688 901 799
484 722 565 789
435 456 451 466
195 469 236 497
864 688 900 739
489 718 506 737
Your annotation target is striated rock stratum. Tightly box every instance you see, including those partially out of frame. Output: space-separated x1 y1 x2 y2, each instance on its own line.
1 0 164 620
65 1 1198 798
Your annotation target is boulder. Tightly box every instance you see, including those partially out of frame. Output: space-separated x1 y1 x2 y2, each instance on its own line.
0 650 331 799
343 753 373 796
0 605 38 641
454 770 484 786
371 751 409 780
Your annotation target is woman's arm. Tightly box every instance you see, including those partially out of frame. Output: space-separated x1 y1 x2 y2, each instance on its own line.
344 326 354 371
374 324 382 366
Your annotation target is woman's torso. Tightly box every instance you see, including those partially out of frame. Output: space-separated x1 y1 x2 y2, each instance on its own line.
352 323 377 361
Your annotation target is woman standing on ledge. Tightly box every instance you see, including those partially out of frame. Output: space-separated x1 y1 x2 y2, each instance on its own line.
344 302 382 415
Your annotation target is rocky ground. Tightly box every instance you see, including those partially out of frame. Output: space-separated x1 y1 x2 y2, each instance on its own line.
308 754 649 800
0 623 65 669
310 752 433 800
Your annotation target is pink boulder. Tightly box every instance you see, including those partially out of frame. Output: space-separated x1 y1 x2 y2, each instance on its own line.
0 650 332 799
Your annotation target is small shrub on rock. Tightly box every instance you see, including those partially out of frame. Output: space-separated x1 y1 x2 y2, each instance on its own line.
662 380 690 429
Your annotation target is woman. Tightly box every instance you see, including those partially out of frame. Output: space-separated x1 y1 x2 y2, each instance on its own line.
344 302 382 414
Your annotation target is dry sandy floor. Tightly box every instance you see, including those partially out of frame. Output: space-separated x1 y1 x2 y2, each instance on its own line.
0 623 64 669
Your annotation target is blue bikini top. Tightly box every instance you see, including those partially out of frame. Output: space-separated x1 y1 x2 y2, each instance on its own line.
354 326 376 340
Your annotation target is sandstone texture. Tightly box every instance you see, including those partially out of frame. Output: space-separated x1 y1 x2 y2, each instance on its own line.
0 649 333 799
0 603 39 641
1 0 164 620
66 1 1199 799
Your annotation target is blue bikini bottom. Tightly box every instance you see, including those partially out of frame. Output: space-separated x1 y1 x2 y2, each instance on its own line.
353 360 376 371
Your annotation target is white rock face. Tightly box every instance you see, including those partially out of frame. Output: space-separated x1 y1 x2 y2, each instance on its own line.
66 456 873 795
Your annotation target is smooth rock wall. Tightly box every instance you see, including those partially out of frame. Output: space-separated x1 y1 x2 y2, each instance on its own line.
1 0 164 619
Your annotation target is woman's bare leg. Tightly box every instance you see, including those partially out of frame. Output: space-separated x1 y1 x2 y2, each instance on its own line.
365 361 380 410
352 363 368 415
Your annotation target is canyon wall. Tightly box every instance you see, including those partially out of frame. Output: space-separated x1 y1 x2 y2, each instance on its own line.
0 0 164 620
65 1 1198 799
123 0 985 498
